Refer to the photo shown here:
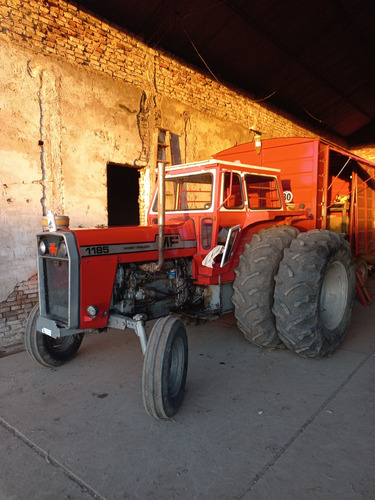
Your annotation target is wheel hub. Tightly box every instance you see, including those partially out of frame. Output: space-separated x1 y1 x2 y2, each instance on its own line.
320 260 348 330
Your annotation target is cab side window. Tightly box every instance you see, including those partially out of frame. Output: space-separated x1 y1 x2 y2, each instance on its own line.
223 172 244 209
245 174 281 210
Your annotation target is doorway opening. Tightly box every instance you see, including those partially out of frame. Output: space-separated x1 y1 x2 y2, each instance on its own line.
107 163 140 226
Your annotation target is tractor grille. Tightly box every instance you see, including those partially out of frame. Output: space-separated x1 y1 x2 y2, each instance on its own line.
37 232 80 328
42 257 69 324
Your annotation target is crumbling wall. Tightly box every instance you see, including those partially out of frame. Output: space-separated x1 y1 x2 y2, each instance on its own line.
0 39 42 348
0 40 144 347
0 274 38 355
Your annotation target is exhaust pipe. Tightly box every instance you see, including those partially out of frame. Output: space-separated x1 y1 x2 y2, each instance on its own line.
151 162 165 272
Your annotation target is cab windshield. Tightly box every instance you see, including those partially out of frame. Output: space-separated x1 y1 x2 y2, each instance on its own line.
153 172 213 211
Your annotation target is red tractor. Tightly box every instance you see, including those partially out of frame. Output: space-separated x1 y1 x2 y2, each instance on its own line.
26 137 375 419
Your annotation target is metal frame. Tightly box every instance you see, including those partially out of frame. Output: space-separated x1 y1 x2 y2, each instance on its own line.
36 312 148 355
37 231 80 329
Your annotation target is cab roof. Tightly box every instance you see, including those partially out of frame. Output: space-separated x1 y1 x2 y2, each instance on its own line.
164 158 280 175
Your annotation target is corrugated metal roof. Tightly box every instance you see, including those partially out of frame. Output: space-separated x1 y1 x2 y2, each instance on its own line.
75 0 375 147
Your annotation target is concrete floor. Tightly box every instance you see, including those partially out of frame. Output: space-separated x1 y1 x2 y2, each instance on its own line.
1 279 375 500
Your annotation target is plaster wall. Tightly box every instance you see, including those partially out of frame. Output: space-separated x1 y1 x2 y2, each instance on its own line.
1 39 143 297
1 40 41 303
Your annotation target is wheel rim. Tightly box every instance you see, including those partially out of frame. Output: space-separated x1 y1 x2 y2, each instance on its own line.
44 334 76 354
168 336 185 398
320 260 348 330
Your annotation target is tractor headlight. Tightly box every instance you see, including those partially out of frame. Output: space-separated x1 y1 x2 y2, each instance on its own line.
59 241 67 257
39 240 47 255
87 305 99 318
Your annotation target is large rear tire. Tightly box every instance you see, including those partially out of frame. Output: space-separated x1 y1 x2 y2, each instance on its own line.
142 316 188 419
25 303 84 367
232 226 299 348
273 230 356 358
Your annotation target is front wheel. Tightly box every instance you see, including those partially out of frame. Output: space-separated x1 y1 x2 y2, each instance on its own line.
142 316 188 419
25 303 84 367
273 230 356 358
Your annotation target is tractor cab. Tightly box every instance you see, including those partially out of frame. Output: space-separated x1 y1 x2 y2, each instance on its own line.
148 159 305 285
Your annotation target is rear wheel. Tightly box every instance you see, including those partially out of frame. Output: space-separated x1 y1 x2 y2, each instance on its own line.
142 316 188 419
232 226 299 348
25 303 84 367
273 230 356 358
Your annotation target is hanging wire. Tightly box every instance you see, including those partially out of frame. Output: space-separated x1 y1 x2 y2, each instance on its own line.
182 24 221 84
251 90 277 102
300 104 325 124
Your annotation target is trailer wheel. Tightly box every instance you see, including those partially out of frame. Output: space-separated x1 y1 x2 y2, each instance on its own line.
142 316 188 420
25 303 84 367
232 225 299 348
273 230 356 358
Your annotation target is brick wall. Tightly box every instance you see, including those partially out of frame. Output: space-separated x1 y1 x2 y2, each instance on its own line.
352 147 375 164
0 273 38 352
0 0 327 143
1 1 373 153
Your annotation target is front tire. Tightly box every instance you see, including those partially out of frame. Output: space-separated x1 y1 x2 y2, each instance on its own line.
232 226 299 348
273 230 356 358
142 316 188 419
25 303 84 367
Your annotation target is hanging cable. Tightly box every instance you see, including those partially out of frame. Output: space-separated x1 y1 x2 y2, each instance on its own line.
182 24 221 84
300 104 325 124
252 90 277 102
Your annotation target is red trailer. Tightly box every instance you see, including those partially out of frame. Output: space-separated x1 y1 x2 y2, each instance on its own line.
214 137 375 271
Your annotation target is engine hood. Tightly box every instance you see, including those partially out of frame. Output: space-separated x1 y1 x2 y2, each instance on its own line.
72 218 197 263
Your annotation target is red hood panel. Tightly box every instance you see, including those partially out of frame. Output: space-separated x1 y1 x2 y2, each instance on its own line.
73 218 197 262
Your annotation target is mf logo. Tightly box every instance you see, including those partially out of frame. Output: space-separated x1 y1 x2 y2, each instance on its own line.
164 235 180 248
